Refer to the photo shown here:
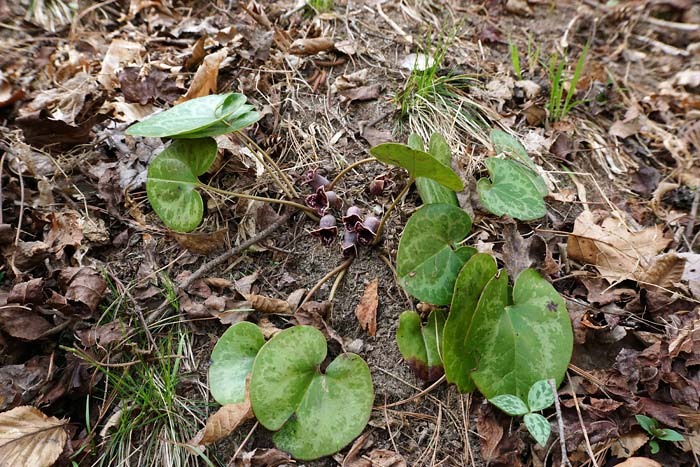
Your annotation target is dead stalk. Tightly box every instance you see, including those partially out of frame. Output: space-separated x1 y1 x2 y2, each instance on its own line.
300 257 354 309
327 157 376 190
200 183 318 218
235 132 299 198
549 378 572 467
372 178 413 245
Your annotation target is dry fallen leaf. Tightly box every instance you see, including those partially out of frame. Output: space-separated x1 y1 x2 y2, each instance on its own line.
289 37 334 55
355 278 378 336
170 229 227 255
177 48 229 103
98 39 144 91
0 405 68 467
190 400 254 446
247 294 293 314
610 430 649 458
612 457 662 467
567 210 671 283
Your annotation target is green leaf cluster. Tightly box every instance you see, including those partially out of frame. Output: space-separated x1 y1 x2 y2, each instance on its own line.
477 130 548 220
126 93 261 232
209 323 374 460
372 133 572 404
635 415 684 454
489 379 556 446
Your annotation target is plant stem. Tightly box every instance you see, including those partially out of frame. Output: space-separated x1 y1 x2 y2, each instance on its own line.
235 132 299 198
372 178 413 245
198 183 318 218
299 257 354 309
327 157 376 190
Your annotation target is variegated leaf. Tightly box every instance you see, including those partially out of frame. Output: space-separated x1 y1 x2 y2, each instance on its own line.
524 413 551 446
489 394 529 416
477 158 547 221
528 379 555 412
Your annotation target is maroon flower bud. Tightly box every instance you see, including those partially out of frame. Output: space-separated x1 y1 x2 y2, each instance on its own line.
310 214 338 246
342 206 363 231
341 230 358 258
325 191 341 210
368 174 395 196
303 169 331 191
356 216 380 246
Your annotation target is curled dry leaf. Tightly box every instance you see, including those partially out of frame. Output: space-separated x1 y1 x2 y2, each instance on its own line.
190 399 254 447
98 39 145 91
355 278 378 336
289 37 334 55
247 294 293 314
177 48 229 102
0 304 52 341
0 406 68 467
612 458 662 467
170 229 228 255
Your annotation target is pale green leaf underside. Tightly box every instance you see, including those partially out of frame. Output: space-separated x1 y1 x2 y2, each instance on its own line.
490 395 529 416
471 269 573 399
528 379 555 412
209 322 264 405
146 138 217 232
397 204 474 305
127 93 247 138
250 326 374 460
524 413 551 446
396 310 446 381
370 143 464 191
490 129 538 172
477 158 547 221
415 133 459 206
443 253 498 393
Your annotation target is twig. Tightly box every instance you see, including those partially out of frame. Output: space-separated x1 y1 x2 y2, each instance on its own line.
299 257 354 308
372 179 413 245
235 132 299 198
178 212 292 292
227 421 259 467
374 375 446 409
549 378 572 467
0 152 5 224
327 157 375 190
200 183 318 218
566 373 599 467
684 187 700 251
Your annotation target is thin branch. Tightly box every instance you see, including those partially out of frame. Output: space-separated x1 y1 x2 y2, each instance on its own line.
549 378 572 467
372 178 413 245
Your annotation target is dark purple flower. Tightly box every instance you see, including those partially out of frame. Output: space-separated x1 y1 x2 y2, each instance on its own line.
368 174 395 196
310 214 338 246
303 169 331 191
342 206 363 231
305 186 340 216
355 216 380 246
341 230 358 258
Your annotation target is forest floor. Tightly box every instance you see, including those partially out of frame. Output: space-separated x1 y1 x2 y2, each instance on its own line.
1 0 700 466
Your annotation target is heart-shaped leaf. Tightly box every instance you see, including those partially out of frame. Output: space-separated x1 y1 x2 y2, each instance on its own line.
471 269 573 399
415 133 459 206
477 158 547 221
396 310 446 382
528 379 555 412
146 137 217 232
490 129 537 172
443 253 498 392
523 413 552 447
370 143 464 191
489 395 529 416
175 105 261 139
250 326 373 460
209 322 265 405
524 413 551 446
126 93 246 138
397 204 475 305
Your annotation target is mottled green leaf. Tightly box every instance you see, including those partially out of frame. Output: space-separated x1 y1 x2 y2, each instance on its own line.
443 253 498 392
396 310 446 382
146 138 217 232
489 395 529 416
657 428 684 442
127 93 247 138
397 204 475 305
477 158 547 221
528 379 555 412
175 106 260 139
209 322 264 404
490 129 537 172
471 269 573 399
250 326 373 460
370 143 464 191
524 413 551 446
407 133 424 151
635 415 658 435
415 133 459 206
